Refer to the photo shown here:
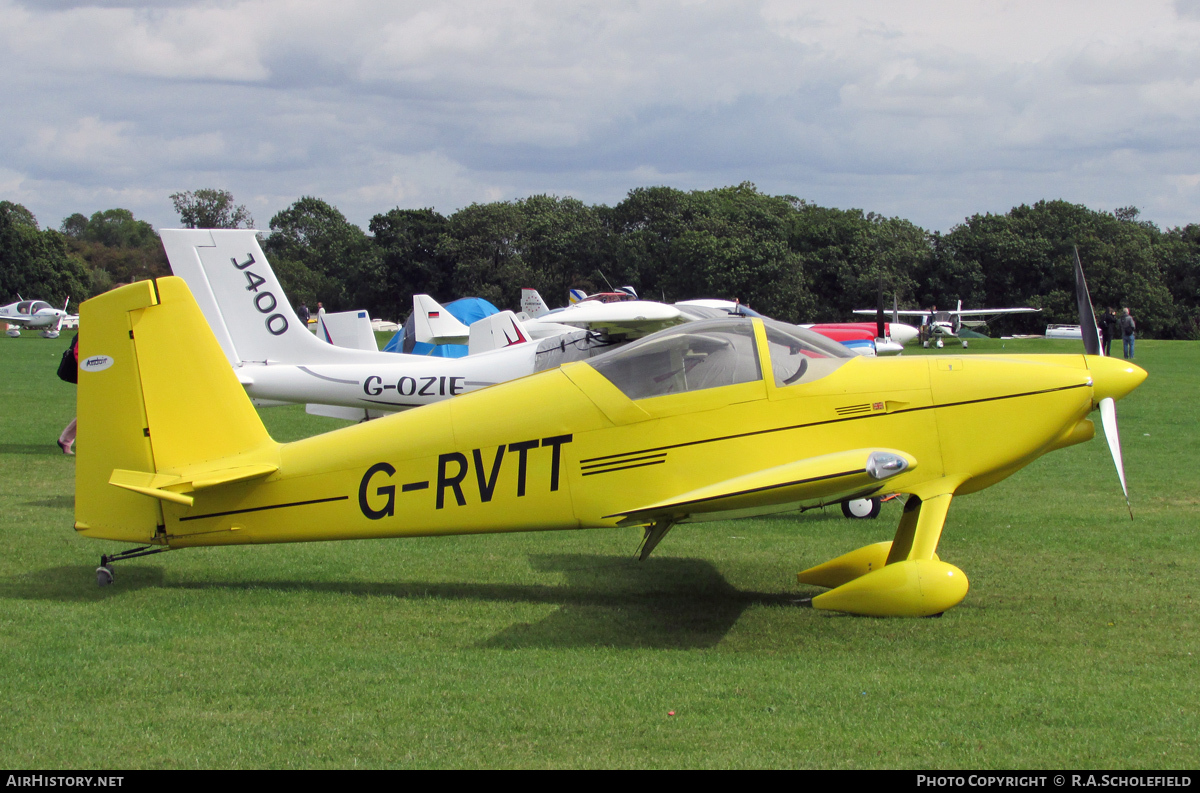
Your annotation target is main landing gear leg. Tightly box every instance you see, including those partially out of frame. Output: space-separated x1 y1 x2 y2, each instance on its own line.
96 546 170 587
797 492 969 617
637 520 675 561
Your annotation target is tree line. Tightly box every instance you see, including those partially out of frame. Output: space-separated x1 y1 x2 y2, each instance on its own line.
3 185 1198 338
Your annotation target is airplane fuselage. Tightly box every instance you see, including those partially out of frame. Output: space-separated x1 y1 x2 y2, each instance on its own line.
236 344 539 412
81 349 1126 549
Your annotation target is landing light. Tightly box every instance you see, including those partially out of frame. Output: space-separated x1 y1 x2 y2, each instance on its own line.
866 452 908 480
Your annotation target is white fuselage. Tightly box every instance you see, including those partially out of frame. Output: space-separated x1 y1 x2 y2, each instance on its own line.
236 344 539 411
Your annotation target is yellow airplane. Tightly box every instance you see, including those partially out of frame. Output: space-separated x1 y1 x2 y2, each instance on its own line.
74 267 1145 617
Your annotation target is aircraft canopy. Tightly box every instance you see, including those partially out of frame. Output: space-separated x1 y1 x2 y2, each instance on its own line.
589 318 850 400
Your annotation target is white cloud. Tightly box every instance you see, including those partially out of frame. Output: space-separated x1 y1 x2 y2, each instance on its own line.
2 0 1200 232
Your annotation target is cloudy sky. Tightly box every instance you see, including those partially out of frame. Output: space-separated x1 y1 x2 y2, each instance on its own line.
3 0 1199 233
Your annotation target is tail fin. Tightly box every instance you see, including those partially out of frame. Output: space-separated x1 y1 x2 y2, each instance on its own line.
75 277 277 543
161 228 346 365
467 310 532 355
412 294 470 345
520 288 551 318
316 309 378 351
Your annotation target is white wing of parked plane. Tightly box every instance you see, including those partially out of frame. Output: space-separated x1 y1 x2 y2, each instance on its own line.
546 299 686 338
854 307 1039 319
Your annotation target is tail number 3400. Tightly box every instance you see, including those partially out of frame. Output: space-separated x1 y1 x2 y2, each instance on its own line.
232 254 289 336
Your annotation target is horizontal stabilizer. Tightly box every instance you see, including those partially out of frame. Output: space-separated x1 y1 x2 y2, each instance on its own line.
306 404 386 421
190 464 279 490
109 463 279 506
109 470 195 506
606 448 916 525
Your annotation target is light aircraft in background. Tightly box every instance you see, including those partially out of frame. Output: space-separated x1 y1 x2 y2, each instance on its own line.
1 297 74 338
73 250 1144 618
569 286 638 304
856 300 1040 348
520 290 916 356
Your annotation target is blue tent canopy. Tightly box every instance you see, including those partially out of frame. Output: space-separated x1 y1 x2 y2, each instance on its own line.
383 297 500 358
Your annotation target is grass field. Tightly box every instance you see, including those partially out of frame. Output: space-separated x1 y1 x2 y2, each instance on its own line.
1 334 1196 769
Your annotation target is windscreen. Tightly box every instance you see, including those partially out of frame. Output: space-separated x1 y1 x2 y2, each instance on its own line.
762 320 852 387
589 319 761 400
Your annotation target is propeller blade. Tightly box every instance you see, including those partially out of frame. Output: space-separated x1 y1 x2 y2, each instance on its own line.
1099 396 1132 519
892 293 899 325
1073 248 1101 356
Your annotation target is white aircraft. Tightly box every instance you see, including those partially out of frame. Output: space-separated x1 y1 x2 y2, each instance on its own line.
1 297 74 338
513 287 687 339
161 229 633 422
517 289 915 356
855 300 1040 348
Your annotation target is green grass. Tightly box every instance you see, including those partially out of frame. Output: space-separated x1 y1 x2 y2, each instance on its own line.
1 335 1196 768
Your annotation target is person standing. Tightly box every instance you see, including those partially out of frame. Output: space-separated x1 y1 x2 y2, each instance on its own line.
56 333 79 454
297 302 310 325
1100 308 1119 357
1119 307 1136 359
